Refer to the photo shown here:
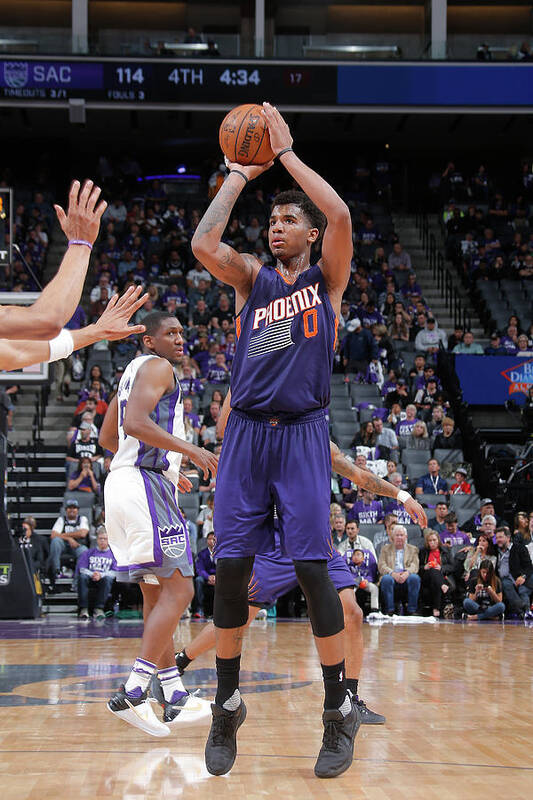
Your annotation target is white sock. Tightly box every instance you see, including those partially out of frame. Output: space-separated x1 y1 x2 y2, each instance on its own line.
158 666 188 703
338 693 352 717
222 689 241 711
124 657 156 697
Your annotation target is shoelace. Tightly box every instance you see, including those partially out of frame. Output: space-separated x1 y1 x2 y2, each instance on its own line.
322 719 342 752
212 715 233 746
356 699 369 715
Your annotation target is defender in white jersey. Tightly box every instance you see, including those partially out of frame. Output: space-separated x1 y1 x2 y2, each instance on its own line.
99 311 218 736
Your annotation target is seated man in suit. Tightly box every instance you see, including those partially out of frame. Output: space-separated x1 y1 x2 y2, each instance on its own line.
194 531 216 618
378 524 421 615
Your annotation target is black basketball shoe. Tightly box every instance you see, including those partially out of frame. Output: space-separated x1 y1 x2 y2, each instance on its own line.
314 698 361 779
352 695 386 725
205 699 247 776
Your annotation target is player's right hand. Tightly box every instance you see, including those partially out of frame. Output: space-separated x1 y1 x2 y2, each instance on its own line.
54 179 108 246
223 156 273 182
188 445 219 479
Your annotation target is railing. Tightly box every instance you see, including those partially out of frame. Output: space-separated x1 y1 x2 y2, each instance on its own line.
415 211 471 332
31 385 49 448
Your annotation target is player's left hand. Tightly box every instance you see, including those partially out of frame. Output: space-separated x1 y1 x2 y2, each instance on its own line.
261 102 293 156
177 473 193 493
403 496 428 528
93 285 148 341
223 156 273 182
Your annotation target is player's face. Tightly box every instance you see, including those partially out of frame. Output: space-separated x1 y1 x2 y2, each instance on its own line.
148 318 184 365
268 204 318 261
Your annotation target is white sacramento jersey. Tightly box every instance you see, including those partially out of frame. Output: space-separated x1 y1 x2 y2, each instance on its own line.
111 354 185 487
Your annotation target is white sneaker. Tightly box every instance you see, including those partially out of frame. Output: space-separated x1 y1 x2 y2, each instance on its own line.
163 693 213 728
79 609 89 621
107 685 170 737
256 608 268 619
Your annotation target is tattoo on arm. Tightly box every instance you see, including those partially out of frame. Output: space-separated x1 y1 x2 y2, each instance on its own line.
356 468 397 499
194 181 242 241
332 450 398 500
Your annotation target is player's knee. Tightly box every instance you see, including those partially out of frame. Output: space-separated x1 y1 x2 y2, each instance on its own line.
216 557 254 600
293 559 344 638
214 556 254 629
345 598 363 631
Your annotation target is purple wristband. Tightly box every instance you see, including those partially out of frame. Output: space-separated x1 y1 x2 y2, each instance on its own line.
68 239 93 250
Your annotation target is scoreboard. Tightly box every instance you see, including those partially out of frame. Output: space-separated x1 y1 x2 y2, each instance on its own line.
1 57 533 110
0 59 336 105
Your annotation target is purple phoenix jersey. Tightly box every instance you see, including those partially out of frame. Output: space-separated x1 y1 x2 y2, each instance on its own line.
248 533 355 606
214 264 338 561
230 264 338 414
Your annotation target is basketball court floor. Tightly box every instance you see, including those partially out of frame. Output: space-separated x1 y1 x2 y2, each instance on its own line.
1 617 532 800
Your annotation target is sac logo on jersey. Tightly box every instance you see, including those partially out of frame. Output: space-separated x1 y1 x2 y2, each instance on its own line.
252 282 322 330
158 524 187 558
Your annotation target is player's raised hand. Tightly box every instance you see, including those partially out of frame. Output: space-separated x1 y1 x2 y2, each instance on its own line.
188 445 219 480
403 496 428 529
92 285 149 341
261 102 293 156
54 179 108 246
223 156 273 182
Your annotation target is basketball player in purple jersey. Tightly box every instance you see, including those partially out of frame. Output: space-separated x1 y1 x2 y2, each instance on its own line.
171 391 425 725
99 312 218 736
193 103 362 778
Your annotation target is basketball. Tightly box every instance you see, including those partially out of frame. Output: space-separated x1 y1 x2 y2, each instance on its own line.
219 103 274 166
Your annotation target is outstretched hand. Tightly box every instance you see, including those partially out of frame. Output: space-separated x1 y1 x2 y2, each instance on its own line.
93 285 148 341
54 179 107 246
261 102 293 156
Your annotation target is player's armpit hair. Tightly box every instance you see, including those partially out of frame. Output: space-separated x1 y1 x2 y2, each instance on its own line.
271 190 327 239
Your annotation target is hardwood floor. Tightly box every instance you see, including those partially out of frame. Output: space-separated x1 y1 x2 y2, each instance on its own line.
1 617 532 799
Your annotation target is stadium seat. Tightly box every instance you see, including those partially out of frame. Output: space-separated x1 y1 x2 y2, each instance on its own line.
433 449 465 464
330 408 358 425
401 449 431 466
357 524 385 543
450 494 480 525
179 491 200 517
417 494 445 510
350 384 381 404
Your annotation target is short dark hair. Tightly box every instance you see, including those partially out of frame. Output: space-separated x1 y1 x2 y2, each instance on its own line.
271 190 327 240
142 311 176 338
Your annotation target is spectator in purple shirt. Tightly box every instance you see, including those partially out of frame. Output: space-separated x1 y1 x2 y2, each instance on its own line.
400 274 422 300
206 352 230 385
441 513 471 548
395 404 419 437
194 532 217 618
75 527 116 620
348 490 384 524
346 548 379 612
500 324 519 354
180 365 204 399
